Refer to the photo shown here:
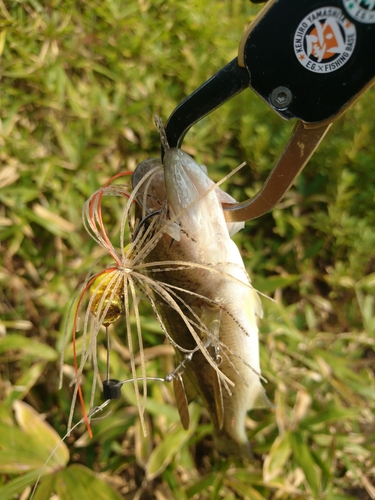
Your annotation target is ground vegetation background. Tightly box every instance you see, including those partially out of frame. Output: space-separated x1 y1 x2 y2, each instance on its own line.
1 1 375 499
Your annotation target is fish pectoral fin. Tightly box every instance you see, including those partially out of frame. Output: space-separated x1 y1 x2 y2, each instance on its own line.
245 289 263 320
164 221 181 241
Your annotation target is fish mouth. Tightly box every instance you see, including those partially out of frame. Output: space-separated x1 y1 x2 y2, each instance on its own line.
162 148 228 250
163 148 216 212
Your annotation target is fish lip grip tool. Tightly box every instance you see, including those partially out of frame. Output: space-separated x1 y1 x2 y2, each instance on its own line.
164 0 375 222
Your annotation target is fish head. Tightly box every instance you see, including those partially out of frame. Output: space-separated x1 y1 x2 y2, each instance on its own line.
163 148 232 263
131 158 165 213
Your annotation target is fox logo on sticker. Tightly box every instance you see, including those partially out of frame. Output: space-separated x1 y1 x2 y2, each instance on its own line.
343 0 375 24
294 7 357 73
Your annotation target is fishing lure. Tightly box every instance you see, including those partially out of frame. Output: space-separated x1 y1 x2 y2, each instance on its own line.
59 168 167 437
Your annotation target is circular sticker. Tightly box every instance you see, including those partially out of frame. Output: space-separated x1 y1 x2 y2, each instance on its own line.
343 0 375 24
294 7 357 73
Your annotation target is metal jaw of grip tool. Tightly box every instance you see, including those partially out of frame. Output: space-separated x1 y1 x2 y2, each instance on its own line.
164 0 375 222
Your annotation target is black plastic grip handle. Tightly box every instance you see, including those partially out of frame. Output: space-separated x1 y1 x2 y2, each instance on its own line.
240 0 375 124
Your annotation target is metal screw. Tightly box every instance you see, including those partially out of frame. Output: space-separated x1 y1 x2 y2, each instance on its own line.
270 86 293 109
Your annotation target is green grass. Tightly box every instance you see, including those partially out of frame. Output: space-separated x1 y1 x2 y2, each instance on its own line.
1 1 375 499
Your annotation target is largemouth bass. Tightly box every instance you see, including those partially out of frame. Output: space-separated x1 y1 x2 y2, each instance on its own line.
132 149 268 458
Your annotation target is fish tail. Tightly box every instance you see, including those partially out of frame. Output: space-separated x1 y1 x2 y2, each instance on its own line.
213 429 253 461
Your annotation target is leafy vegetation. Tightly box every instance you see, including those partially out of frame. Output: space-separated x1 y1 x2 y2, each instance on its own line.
1 1 374 499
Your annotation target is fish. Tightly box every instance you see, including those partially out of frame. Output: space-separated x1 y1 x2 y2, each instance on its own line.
132 148 269 459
